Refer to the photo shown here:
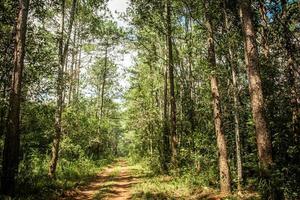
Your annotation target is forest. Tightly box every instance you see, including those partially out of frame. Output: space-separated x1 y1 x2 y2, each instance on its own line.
0 0 299 199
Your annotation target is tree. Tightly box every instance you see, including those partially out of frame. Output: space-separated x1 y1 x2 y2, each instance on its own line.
223 0 243 192
239 0 273 176
204 0 231 194
1 0 30 196
166 0 178 170
49 0 77 178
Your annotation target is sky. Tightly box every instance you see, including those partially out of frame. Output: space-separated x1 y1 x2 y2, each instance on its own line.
107 0 132 30
107 0 134 100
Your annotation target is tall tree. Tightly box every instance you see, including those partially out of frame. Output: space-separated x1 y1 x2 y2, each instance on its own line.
239 0 273 175
223 1 243 192
162 40 170 172
205 1 231 194
1 0 30 195
49 0 77 178
166 0 178 169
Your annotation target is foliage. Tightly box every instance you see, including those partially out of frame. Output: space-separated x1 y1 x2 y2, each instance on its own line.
0 0 299 199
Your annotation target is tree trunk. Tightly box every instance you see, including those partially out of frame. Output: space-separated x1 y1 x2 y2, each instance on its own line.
231 62 243 192
223 1 243 192
68 27 77 104
100 44 108 119
239 0 273 174
166 0 177 169
74 37 82 100
48 0 66 178
1 0 30 195
162 41 170 172
205 1 231 194
49 0 77 178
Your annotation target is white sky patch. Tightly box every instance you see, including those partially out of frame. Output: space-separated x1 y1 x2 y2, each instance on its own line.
108 0 135 103
107 0 130 27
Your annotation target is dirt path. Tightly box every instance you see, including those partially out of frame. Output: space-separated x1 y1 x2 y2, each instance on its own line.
61 160 140 200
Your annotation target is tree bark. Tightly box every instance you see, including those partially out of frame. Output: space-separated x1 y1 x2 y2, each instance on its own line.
166 0 177 169
239 0 273 174
205 1 231 194
1 0 30 195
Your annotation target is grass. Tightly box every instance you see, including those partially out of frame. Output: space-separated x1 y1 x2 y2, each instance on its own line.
128 161 215 200
109 165 121 178
15 156 114 200
129 160 260 200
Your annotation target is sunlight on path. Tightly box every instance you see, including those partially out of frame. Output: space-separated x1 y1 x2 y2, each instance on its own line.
60 160 140 200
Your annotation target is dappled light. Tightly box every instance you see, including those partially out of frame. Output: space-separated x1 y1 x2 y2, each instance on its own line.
0 0 299 199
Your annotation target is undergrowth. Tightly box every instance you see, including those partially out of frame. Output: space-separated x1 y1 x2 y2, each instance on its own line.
128 159 260 200
15 154 114 200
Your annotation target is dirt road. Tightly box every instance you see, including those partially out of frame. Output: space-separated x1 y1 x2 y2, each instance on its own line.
61 160 140 200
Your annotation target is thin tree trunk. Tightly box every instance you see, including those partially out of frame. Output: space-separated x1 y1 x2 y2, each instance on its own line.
239 0 273 175
232 61 243 192
48 0 65 178
49 0 77 178
1 0 30 195
166 0 177 169
100 44 108 118
205 1 231 194
74 38 82 100
162 41 170 172
223 2 243 192
185 14 195 133
68 28 77 104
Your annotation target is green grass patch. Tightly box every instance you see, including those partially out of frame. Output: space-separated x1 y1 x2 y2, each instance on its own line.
109 165 121 178
129 160 259 200
129 161 215 200
15 156 114 200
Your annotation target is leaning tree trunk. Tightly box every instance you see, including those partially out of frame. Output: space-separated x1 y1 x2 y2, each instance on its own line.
49 0 77 178
205 1 231 194
239 0 273 175
1 0 30 196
